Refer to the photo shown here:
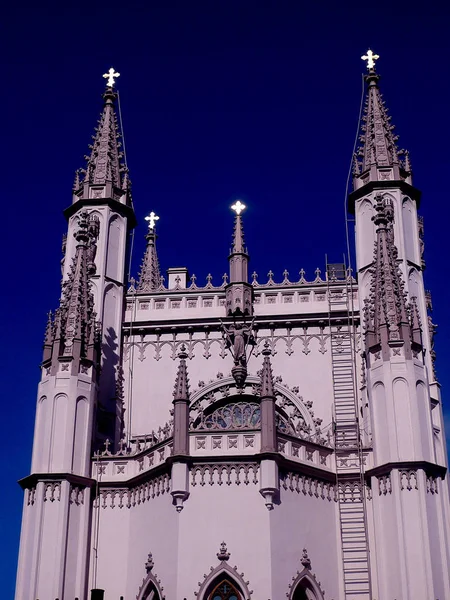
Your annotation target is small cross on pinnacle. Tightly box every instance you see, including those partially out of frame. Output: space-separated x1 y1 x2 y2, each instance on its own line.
361 49 379 70
103 67 120 88
145 211 160 230
231 200 246 215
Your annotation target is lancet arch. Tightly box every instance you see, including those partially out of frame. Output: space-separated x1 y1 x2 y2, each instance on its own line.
196 562 251 600
287 569 325 600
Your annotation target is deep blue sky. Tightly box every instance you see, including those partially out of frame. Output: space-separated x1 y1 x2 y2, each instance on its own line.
2 1 450 594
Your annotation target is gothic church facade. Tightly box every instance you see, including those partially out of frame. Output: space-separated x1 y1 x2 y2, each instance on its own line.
15 57 450 600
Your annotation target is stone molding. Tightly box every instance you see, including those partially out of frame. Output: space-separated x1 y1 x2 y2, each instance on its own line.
286 564 325 600
96 473 171 509
124 329 334 363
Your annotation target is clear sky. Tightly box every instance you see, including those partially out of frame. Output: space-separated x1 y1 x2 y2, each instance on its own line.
1 1 450 595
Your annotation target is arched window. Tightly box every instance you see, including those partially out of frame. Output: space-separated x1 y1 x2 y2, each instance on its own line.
208 579 242 600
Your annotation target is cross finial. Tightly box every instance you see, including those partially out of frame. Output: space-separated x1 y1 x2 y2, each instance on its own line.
103 67 120 88
231 200 246 215
145 211 160 230
361 49 380 70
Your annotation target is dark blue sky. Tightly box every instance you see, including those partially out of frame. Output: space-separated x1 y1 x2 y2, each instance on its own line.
2 2 450 594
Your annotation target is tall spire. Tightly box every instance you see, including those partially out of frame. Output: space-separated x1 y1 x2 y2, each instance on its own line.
363 194 418 354
226 201 253 316
73 68 130 203
353 51 412 189
137 211 162 292
45 211 100 371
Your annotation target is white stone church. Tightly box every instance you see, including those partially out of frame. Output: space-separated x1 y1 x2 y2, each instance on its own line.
15 55 450 600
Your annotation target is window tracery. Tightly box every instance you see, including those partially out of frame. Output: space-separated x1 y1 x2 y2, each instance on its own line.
208 579 242 600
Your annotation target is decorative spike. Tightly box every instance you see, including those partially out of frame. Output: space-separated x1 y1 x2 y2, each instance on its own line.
173 345 190 401
137 215 162 293
260 342 275 398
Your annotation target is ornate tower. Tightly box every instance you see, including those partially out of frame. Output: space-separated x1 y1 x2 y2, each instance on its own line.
350 52 450 599
15 56 450 600
15 69 135 600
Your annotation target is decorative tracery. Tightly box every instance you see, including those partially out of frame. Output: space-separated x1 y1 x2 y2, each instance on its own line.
208 579 242 600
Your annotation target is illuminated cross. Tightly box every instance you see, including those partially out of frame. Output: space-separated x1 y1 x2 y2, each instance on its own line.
145 211 160 230
231 200 246 215
361 49 380 70
103 67 120 88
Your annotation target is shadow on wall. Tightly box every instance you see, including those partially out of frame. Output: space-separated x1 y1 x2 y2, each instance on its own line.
95 326 120 449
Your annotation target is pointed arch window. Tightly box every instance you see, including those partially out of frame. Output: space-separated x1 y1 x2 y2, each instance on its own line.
208 579 242 600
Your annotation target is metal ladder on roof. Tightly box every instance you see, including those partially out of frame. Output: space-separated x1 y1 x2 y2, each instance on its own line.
326 261 371 600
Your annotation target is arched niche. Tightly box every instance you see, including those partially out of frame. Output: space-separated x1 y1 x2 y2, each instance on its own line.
106 214 122 281
287 569 325 600
356 198 375 269
402 197 418 264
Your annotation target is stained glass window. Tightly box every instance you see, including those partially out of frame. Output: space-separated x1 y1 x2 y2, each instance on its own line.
195 402 261 430
208 579 241 600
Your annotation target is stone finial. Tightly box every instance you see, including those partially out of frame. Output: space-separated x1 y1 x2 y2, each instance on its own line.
217 542 230 561
173 345 189 401
145 552 154 573
300 548 312 570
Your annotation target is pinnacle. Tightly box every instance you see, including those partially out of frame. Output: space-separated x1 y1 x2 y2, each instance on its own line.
137 226 162 292
173 345 190 401
231 213 247 255
365 194 412 350
260 342 275 398
45 211 100 364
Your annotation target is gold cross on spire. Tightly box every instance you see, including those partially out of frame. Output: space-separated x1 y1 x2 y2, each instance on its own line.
231 200 246 215
103 67 120 88
145 211 160 230
361 49 380 70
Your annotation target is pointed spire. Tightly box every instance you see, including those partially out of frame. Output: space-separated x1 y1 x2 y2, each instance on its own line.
260 342 275 398
45 211 100 367
231 201 247 255
137 212 162 292
76 70 129 201
228 201 249 284
354 51 411 188
364 194 411 351
226 201 253 315
173 345 190 401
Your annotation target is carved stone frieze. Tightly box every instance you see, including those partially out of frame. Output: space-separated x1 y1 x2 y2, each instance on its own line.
123 329 335 363
400 469 418 491
190 463 259 487
44 482 61 502
69 485 85 505
426 475 439 495
377 474 392 495
280 472 337 501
